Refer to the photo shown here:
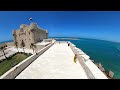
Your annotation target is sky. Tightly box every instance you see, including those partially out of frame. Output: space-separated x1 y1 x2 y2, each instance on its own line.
0 11 120 42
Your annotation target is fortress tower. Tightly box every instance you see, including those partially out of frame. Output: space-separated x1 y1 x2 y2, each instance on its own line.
13 23 48 48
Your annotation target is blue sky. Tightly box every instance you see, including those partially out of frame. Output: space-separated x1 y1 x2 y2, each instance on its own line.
0 11 120 42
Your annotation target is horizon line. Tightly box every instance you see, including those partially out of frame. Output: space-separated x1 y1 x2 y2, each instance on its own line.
1 37 120 44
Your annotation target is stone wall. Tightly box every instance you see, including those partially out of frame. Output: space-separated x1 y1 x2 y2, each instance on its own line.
13 23 48 48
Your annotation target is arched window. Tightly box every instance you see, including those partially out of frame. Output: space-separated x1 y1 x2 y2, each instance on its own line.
20 28 24 32
31 29 36 32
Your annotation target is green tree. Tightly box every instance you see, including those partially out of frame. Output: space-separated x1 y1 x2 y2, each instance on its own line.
0 44 7 59
14 41 19 52
21 40 25 53
30 43 36 54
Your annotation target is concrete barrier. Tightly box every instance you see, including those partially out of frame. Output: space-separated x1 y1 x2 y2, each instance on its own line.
69 41 108 79
77 55 95 79
108 71 114 78
0 42 54 79
69 42 96 79
70 43 76 52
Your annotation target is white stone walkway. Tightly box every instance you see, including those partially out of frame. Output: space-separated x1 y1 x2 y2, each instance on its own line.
16 43 88 79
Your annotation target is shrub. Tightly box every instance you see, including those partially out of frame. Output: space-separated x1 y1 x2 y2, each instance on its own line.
7 57 12 60
28 53 32 56
0 60 3 63
11 62 17 67
3 59 6 61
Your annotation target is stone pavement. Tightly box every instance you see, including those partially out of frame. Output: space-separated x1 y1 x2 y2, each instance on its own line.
16 43 88 79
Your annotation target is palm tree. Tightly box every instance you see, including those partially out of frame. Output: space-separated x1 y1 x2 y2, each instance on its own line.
21 40 25 53
14 41 19 52
30 43 36 54
0 44 7 59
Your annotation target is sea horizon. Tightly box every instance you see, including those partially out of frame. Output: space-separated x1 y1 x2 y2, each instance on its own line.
50 37 120 44
0 40 13 44
1 37 120 45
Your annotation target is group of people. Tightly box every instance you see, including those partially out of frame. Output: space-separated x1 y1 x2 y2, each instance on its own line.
58 41 70 46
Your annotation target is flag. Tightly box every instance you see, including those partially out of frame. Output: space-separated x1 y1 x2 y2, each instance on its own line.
29 18 32 20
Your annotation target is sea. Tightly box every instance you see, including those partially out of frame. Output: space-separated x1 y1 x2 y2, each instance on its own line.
0 40 13 44
54 37 120 79
0 38 120 79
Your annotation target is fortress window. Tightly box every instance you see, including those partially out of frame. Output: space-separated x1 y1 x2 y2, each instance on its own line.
20 28 23 32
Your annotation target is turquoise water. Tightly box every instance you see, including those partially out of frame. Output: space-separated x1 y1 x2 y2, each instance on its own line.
55 37 120 79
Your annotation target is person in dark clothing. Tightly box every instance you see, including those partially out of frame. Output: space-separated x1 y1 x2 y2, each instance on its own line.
68 43 70 46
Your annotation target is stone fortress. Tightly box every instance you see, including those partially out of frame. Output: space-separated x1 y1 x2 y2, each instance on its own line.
12 23 48 48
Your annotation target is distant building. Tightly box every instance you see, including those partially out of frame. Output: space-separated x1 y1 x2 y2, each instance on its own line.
12 23 48 48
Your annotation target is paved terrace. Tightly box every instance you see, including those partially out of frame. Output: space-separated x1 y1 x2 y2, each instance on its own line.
16 42 88 79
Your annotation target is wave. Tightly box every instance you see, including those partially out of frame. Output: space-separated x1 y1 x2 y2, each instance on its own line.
117 54 120 57
117 47 120 52
116 46 120 57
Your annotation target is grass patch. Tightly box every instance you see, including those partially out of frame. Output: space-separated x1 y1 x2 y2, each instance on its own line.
0 53 29 76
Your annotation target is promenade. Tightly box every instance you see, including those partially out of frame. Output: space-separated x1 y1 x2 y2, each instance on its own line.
16 42 88 79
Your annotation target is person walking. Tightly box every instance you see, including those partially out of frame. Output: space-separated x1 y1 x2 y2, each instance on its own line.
74 54 77 63
68 43 70 46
